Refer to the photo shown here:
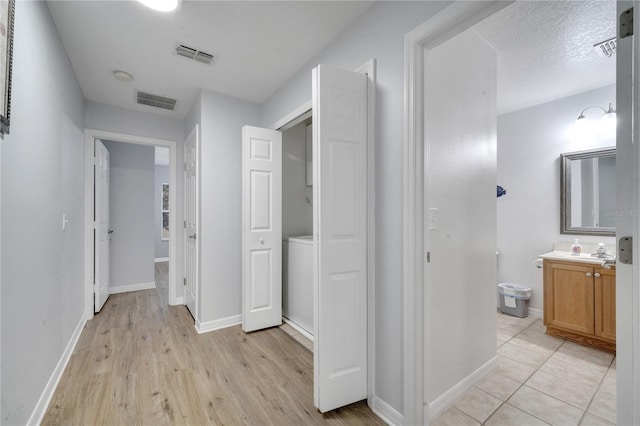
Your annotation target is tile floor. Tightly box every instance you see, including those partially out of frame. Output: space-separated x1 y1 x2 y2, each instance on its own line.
433 312 617 426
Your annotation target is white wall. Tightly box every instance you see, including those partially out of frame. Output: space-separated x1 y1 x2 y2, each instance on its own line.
197 89 260 323
425 28 498 404
1 2 85 423
497 84 616 312
282 122 312 238
155 164 170 259
259 1 451 413
85 100 185 143
102 140 155 289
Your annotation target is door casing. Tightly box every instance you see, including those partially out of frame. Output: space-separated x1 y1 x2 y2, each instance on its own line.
83 129 181 320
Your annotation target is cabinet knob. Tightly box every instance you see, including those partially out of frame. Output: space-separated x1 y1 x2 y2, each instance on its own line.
586 272 593 277
594 272 601 278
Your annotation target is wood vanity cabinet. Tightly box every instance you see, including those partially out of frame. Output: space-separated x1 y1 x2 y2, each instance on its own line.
543 259 615 352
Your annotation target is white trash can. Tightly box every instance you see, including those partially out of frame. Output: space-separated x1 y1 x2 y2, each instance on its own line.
498 283 532 318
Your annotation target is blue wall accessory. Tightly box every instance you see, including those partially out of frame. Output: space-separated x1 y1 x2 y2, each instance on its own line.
497 185 506 197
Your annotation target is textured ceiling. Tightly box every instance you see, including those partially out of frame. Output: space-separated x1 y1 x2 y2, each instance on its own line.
474 0 617 114
46 1 374 118
47 1 617 118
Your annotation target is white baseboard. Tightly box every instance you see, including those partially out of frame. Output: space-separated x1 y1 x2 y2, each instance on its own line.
27 314 86 426
196 314 242 334
528 307 543 318
370 396 403 426
429 355 499 421
154 257 169 263
109 281 156 294
283 317 314 341
172 296 184 306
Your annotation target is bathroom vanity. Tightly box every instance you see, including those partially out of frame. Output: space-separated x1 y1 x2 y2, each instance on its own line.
540 252 616 353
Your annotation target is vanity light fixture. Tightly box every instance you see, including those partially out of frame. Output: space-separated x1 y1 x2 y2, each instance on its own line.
575 103 616 136
137 0 179 12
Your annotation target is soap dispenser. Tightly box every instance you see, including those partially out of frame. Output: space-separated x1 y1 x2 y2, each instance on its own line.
571 239 583 256
597 243 606 256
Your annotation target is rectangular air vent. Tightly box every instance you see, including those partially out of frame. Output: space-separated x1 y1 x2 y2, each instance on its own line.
594 37 616 58
176 44 215 65
136 91 178 111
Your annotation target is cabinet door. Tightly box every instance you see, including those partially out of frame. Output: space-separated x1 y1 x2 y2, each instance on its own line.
594 268 616 342
545 261 594 335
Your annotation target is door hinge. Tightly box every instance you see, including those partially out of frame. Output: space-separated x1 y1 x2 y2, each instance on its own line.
621 8 633 38
183 277 187 286
426 251 431 263
184 220 187 228
619 237 632 264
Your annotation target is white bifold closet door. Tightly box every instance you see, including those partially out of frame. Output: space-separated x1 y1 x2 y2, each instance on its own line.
242 126 283 332
313 64 368 413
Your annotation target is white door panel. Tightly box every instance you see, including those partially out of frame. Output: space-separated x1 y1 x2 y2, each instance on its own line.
242 126 282 332
313 64 368 412
95 140 110 313
615 2 639 424
184 125 199 318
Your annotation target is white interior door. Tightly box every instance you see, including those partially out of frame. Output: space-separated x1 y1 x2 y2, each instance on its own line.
94 140 110 313
615 3 639 424
242 125 282 332
184 125 199 318
313 64 368 412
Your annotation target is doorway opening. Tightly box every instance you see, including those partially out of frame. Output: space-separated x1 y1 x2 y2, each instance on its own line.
279 110 314 342
404 1 622 424
83 129 180 321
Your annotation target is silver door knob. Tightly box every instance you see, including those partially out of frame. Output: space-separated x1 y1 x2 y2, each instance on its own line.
189 234 196 240
594 272 601 278
586 272 593 277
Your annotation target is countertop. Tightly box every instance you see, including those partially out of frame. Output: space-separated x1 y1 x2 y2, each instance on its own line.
539 250 615 265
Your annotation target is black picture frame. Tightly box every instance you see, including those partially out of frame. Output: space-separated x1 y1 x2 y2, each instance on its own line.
0 0 15 135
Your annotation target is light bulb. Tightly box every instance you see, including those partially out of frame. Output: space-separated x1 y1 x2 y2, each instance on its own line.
137 0 178 12
574 115 591 136
600 111 616 134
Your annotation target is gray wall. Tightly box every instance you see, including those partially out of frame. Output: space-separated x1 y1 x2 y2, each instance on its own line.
102 141 155 289
282 122 313 238
497 85 617 312
155 164 170 259
259 1 451 413
1 2 85 423
197 89 260 323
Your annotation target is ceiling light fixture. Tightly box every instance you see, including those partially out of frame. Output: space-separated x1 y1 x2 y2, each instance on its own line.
113 70 134 83
575 103 616 136
137 0 179 12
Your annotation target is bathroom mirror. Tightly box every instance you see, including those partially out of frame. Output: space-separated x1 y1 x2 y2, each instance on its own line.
561 147 616 236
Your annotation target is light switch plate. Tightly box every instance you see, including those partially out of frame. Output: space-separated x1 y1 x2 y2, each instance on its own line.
428 208 438 230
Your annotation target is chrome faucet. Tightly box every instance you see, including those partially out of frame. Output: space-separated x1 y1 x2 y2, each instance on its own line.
601 258 616 269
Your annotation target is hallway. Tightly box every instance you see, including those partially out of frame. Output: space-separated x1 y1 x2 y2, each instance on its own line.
42 263 382 425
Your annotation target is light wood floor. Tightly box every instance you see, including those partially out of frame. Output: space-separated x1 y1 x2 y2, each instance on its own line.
42 262 383 425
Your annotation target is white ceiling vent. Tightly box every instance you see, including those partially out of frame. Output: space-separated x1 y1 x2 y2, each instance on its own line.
176 44 215 65
136 90 178 111
593 37 616 58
